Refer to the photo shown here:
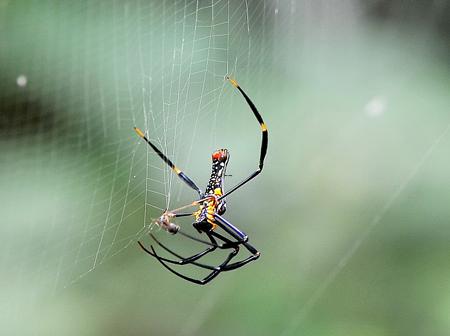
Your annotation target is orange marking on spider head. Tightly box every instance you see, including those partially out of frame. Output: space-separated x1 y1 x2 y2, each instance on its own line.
212 149 229 162
134 127 145 138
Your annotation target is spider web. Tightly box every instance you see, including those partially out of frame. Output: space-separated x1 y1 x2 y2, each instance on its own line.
2 1 450 334
0 0 273 298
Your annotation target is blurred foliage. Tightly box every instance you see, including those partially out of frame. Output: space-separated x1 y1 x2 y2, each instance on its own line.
1 1 449 335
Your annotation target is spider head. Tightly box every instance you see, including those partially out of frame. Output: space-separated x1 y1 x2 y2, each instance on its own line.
212 149 229 163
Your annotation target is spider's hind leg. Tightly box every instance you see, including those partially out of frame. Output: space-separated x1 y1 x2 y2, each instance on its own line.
220 241 260 271
137 229 235 270
138 232 218 269
150 243 239 285
212 214 261 271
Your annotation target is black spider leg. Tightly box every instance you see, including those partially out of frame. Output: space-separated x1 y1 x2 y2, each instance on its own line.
147 212 259 271
213 214 260 271
138 233 219 270
171 212 194 218
134 127 203 197
177 230 217 247
141 218 258 284
219 78 268 201
150 236 240 285
140 227 241 268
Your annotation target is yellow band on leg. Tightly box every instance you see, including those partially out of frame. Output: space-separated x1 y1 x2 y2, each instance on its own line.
260 122 268 131
226 76 239 88
134 127 145 138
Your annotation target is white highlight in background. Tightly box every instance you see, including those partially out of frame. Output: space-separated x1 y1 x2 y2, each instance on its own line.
16 75 27 87
365 96 386 117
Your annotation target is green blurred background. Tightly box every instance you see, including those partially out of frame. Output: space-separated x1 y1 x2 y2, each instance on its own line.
1 1 449 335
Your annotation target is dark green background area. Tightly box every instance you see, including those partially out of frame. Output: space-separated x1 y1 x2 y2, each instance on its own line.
1 1 449 335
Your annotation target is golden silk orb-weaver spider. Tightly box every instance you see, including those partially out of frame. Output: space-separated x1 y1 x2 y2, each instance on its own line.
134 77 268 285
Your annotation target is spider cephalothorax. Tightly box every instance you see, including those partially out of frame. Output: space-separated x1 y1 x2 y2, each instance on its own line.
135 77 268 285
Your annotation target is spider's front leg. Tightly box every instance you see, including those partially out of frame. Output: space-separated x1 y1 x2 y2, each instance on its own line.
217 78 268 200
134 127 203 197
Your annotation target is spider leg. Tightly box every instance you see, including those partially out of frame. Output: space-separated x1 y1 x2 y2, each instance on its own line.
138 228 244 268
150 245 239 285
219 78 268 200
208 230 260 271
213 214 260 271
153 231 233 251
134 127 203 196
139 219 257 284
209 230 243 249
213 213 249 244
138 234 217 270
220 242 260 271
171 212 194 217
176 230 220 247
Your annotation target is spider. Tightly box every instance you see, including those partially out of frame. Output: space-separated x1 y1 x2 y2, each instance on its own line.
134 77 268 285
